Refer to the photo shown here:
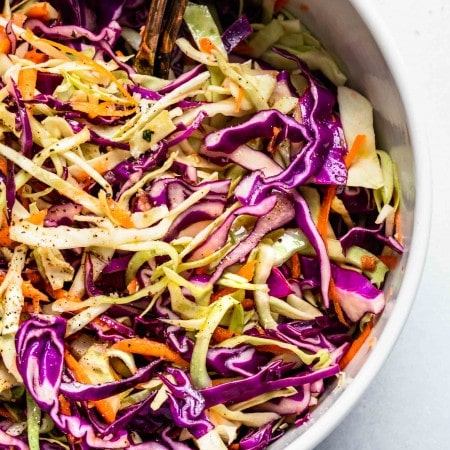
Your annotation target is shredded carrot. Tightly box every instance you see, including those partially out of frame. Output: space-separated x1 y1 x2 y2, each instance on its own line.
71 101 135 119
48 288 81 302
127 278 139 295
18 68 37 101
235 87 244 113
345 134 366 169
237 259 258 281
105 198 134 228
25 208 48 226
24 48 48 64
24 30 136 104
210 286 234 302
211 326 236 343
228 444 240 450
22 280 49 314
267 126 281 154
290 252 301 279
198 37 218 54
58 394 71 416
361 255 377 272
22 281 49 302
0 157 7 174
241 298 255 311
339 319 374 369
0 224 12 247
111 337 190 369
26 3 51 21
0 26 11 54
329 278 349 327
64 350 119 423
317 185 337 245
378 254 399 270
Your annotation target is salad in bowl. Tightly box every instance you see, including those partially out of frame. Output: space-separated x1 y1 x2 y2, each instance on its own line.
0 1 405 449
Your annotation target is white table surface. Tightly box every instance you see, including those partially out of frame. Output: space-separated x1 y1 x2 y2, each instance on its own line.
318 0 450 448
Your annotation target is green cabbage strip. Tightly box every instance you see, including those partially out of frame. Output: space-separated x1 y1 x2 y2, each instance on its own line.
215 335 331 369
0 142 104 216
0 244 27 335
125 243 180 286
26 390 41 450
190 295 240 389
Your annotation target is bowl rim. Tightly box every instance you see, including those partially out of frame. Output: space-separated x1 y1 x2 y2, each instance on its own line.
281 1 432 448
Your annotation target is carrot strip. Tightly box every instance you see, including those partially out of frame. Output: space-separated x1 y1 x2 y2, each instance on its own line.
26 3 51 21
210 287 234 302
0 157 7 174
345 134 366 169
58 394 71 416
25 208 48 226
105 198 134 228
339 319 374 369
235 87 244 113
378 254 399 270
111 338 190 369
0 224 13 246
64 350 119 423
211 326 236 344
24 48 48 64
361 255 377 272
267 126 281 154
0 27 11 55
22 281 49 314
48 288 81 302
237 259 258 281
290 252 301 279
198 37 218 54
329 278 349 327
24 30 136 103
317 185 337 245
126 278 139 295
22 281 49 302
18 68 37 102
241 298 255 311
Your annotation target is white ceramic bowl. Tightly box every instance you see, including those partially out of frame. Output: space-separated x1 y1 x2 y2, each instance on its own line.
269 1 431 448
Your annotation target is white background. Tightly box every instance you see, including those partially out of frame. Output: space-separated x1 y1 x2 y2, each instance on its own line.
318 0 450 448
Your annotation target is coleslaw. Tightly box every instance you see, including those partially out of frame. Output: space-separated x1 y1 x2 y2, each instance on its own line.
0 1 402 449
